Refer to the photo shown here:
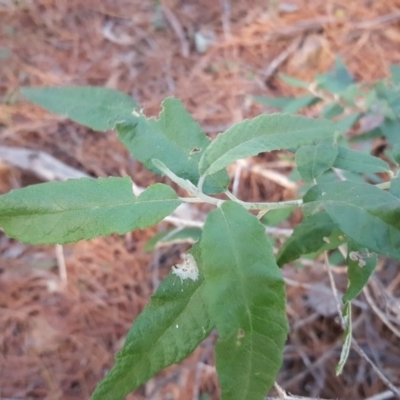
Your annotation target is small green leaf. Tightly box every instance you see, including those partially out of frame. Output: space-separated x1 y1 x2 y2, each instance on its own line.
253 96 296 110
0 178 181 244
254 95 320 113
335 113 362 134
21 86 138 131
296 142 338 181
391 144 400 165
144 227 202 252
321 103 344 119
279 73 309 89
379 83 400 117
350 126 383 143
390 64 400 85
381 118 400 146
261 206 294 226
336 302 352 375
343 242 376 302
316 57 353 94
304 181 400 260
277 210 345 267
201 202 288 400
91 248 212 400
390 176 400 198
199 114 337 176
339 84 363 105
117 97 229 194
333 146 390 174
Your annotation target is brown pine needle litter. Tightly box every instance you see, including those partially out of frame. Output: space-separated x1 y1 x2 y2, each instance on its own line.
1 1 400 399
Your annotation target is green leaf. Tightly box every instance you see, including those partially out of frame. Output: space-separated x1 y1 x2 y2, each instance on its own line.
339 84 363 105
144 227 202 252
350 126 383 143
333 146 390 174
201 202 288 400
253 96 295 110
261 206 294 226
321 103 344 119
390 176 400 198
315 169 364 185
342 242 376 302
254 94 320 113
296 142 338 181
335 113 362 134
391 144 400 165
380 118 400 146
304 181 400 260
316 57 353 94
21 86 138 131
117 97 229 194
0 178 180 244
336 302 352 375
391 64 400 85
91 247 213 400
277 210 345 267
199 114 337 176
279 73 309 89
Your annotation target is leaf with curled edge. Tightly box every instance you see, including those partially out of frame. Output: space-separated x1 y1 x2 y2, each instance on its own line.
199 114 337 176
117 97 229 194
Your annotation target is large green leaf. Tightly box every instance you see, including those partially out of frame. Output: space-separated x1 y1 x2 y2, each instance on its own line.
304 181 400 260
199 114 337 176
117 97 229 194
277 210 345 267
91 247 213 400
333 146 390 174
21 86 138 131
0 178 180 244
296 142 338 181
201 202 288 400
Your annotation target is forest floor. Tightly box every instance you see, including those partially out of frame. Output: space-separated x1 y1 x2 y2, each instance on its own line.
1 1 400 399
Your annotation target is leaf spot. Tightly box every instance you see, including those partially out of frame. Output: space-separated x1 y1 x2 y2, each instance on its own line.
189 147 201 154
172 254 199 282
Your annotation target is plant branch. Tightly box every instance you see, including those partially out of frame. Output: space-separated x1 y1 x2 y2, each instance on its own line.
155 159 303 211
225 190 302 210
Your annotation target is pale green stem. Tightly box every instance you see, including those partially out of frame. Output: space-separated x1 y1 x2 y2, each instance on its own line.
224 190 302 210
155 158 302 210
239 199 303 211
